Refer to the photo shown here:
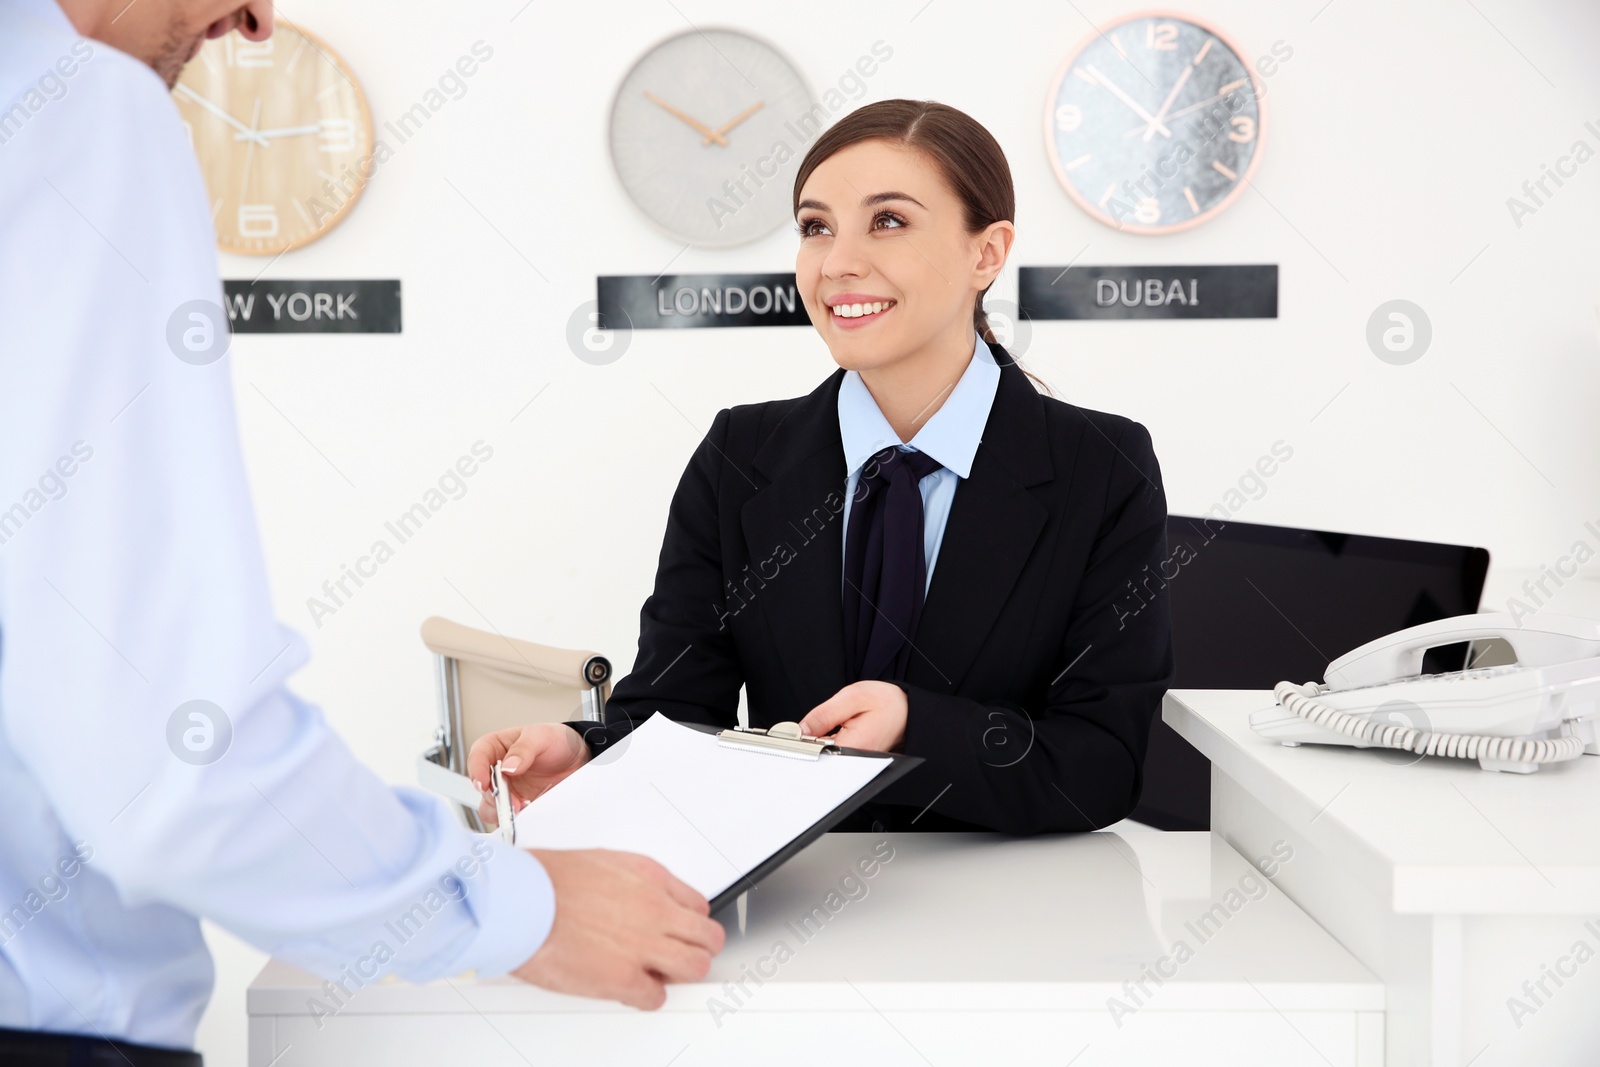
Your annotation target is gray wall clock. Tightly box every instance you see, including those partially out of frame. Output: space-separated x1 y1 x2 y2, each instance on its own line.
609 28 816 248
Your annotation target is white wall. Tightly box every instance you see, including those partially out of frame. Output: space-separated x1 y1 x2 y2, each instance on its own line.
196 0 1600 1061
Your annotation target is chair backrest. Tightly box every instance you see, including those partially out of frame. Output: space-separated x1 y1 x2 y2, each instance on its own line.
420 616 611 755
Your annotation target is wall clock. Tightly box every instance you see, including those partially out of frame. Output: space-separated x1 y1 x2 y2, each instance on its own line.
1044 11 1265 234
609 29 815 248
173 21 373 255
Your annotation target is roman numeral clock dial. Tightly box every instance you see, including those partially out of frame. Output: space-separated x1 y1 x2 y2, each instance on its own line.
1045 12 1266 234
173 21 373 254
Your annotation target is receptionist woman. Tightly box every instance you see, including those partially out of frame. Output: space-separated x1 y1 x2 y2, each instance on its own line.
471 99 1175 834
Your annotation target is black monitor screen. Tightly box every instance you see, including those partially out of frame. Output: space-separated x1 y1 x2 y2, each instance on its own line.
1163 515 1491 689
1134 515 1492 831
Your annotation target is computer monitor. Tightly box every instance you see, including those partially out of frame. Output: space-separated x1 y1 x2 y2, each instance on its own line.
1132 515 1491 831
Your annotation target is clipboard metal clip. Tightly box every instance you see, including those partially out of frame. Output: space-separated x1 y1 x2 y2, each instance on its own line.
717 721 839 761
490 761 516 845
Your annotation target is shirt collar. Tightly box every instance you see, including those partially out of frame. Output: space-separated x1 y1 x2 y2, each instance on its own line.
837 331 1000 480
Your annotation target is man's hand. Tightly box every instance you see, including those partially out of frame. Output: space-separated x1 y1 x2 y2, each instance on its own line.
514 849 725 1010
798 680 909 752
468 723 590 826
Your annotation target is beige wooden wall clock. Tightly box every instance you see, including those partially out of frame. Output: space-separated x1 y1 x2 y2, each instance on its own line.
1044 11 1266 234
609 28 815 248
173 21 373 255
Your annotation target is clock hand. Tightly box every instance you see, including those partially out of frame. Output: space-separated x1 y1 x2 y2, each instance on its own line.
1122 82 1250 137
1083 65 1171 138
643 91 729 147
174 83 270 147
1140 63 1193 142
699 100 764 145
238 98 262 204
233 124 324 141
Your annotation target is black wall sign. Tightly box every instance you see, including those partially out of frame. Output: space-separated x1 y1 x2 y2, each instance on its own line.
222 279 402 333
598 273 811 329
1019 264 1277 320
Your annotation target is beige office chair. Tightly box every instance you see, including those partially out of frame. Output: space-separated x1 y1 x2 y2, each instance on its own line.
415 615 611 831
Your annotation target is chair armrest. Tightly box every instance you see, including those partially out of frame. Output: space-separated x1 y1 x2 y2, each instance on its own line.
421 615 608 690
417 744 485 809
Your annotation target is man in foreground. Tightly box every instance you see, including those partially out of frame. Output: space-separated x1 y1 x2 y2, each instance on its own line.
0 1 723 1061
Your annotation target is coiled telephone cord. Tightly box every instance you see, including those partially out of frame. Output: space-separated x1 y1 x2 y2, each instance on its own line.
1272 681 1587 766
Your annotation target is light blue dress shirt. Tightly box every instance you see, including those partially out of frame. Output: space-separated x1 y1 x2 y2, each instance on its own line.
0 0 552 1050
838 332 1001 594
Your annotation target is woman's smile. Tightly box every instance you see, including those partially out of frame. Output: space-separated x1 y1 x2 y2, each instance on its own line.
828 294 898 329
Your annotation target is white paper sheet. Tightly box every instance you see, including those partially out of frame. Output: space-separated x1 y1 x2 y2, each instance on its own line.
511 713 893 900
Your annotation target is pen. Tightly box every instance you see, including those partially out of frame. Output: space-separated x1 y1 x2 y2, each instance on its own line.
490 761 515 845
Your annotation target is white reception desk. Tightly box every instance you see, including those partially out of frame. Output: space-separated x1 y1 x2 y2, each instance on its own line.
247 830 1381 1066
1164 687 1600 1066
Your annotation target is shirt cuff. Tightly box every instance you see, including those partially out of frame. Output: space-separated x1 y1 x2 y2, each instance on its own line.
452 835 556 978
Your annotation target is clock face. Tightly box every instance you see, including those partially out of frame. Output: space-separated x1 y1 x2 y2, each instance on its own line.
1044 12 1265 234
173 23 373 255
609 29 815 248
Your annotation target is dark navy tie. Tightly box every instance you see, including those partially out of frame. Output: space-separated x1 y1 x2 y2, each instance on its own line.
842 445 945 681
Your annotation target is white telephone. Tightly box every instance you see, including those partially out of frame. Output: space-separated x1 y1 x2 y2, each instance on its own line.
1249 613 1600 773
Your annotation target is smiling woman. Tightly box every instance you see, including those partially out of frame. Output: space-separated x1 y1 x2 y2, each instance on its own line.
792 102 1014 383
474 100 1176 837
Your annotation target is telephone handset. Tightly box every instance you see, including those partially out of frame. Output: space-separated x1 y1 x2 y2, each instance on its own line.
1250 612 1600 773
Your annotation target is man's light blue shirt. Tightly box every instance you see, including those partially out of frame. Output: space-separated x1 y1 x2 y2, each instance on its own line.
838 332 1001 594
0 0 552 1049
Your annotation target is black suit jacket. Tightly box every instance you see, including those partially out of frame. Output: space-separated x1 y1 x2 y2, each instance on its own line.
567 340 1174 834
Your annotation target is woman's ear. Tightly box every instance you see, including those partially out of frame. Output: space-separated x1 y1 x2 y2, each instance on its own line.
973 220 1015 287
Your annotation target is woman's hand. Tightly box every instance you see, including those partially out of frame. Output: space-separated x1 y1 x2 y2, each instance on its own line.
798 681 909 752
468 723 591 827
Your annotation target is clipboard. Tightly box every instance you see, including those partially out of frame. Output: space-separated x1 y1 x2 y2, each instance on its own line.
505 715 923 914
691 722 923 913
